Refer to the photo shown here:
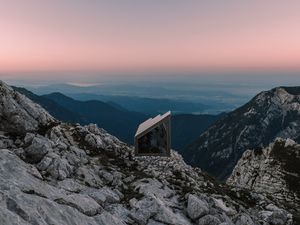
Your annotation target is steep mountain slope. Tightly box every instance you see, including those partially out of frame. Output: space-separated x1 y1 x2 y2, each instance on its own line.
183 87 300 180
227 138 300 221
0 80 295 224
16 88 220 148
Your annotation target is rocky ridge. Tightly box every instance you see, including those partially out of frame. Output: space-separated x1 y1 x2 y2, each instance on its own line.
0 81 55 135
183 87 300 180
0 80 295 224
227 138 300 220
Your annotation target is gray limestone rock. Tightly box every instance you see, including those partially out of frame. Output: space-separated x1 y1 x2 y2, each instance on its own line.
54 194 103 216
24 135 53 163
0 81 55 135
197 215 221 225
187 194 209 220
234 214 254 225
227 138 300 214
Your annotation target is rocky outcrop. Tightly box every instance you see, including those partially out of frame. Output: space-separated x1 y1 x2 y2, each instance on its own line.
0 81 55 135
227 138 300 218
183 87 300 179
0 81 296 224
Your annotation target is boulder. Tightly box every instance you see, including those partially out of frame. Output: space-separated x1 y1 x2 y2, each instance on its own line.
187 194 209 220
197 215 221 225
54 194 102 216
24 136 53 163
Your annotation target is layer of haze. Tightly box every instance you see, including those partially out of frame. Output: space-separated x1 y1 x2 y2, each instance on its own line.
1 0 300 79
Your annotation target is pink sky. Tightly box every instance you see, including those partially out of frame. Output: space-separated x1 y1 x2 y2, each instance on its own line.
0 0 300 75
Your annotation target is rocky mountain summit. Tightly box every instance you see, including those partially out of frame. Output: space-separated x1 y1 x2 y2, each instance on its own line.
0 80 296 225
227 138 300 220
183 86 300 180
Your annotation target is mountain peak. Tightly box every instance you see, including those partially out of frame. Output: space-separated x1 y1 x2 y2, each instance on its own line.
254 86 300 105
278 86 300 96
183 86 300 180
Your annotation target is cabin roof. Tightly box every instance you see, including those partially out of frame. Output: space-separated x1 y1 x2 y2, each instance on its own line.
135 111 171 137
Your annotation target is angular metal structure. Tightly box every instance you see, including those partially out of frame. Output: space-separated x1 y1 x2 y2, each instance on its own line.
134 111 171 156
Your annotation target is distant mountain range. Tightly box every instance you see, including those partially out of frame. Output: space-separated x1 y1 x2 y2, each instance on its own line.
14 87 220 149
68 93 210 115
183 86 300 180
27 83 237 114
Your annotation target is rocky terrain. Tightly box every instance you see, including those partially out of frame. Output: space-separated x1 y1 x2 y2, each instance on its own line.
227 138 300 221
183 87 300 180
0 82 297 224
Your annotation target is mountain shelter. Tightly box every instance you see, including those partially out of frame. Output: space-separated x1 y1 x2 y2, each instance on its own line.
134 111 171 156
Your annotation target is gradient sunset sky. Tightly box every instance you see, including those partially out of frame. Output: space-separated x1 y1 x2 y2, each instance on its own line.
0 0 300 80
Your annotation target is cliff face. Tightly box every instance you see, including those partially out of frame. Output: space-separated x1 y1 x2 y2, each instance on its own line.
227 138 300 217
183 87 300 180
0 81 296 225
